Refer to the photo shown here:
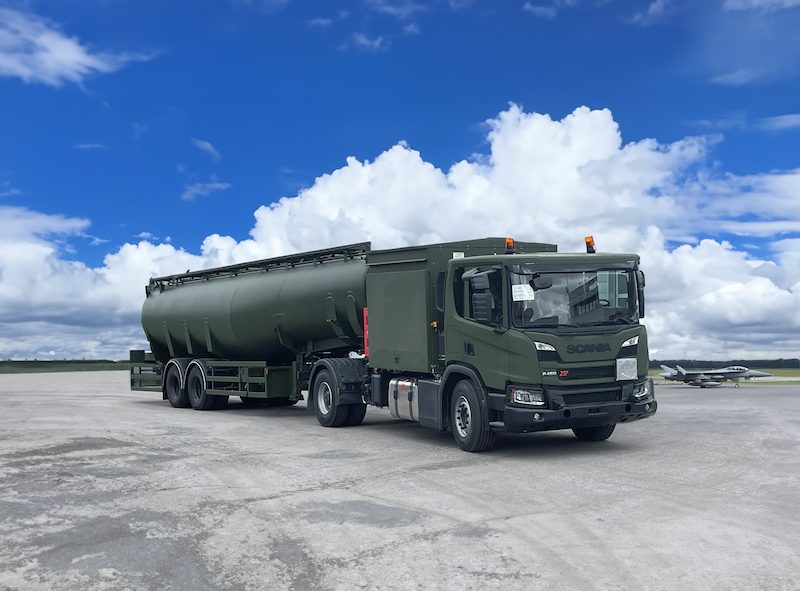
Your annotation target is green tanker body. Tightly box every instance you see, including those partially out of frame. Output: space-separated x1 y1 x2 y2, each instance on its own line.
131 237 657 451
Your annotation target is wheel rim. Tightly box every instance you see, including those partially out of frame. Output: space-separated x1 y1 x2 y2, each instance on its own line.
317 381 332 415
455 395 471 438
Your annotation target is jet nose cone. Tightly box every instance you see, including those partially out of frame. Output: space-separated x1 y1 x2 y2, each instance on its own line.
749 370 771 377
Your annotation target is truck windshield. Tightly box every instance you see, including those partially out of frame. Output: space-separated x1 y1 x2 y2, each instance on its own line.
509 265 639 329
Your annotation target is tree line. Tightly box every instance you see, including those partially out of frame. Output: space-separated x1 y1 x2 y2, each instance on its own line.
650 359 800 369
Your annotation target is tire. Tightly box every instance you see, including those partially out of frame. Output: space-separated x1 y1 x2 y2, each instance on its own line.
164 363 189 408
572 424 616 441
450 380 496 452
187 366 217 411
343 403 367 426
213 394 229 410
313 370 350 427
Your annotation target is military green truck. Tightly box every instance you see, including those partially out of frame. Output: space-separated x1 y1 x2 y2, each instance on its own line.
130 237 656 451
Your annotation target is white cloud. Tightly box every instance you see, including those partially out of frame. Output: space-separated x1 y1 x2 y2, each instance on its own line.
0 181 22 197
757 113 800 131
1 105 800 359
711 69 761 86
74 143 107 150
523 3 557 18
350 33 389 51
724 0 800 10
307 17 333 28
364 0 427 19
190 138 221 161
233 0 290 13
181 181 232 201
0 7 151 87
403 22 421 34
630 0 671 25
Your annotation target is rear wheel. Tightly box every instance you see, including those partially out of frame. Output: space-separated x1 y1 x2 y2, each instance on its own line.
164 364 189 408
450 380 496 452
572 424 616 441
187 366 217 411
343 403 367 426
313 370 350 427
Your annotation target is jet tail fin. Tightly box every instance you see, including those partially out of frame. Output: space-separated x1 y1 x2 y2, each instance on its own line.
676 364 688 375
660 365 675 373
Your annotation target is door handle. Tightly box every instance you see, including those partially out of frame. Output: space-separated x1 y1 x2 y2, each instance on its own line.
463 341 475 356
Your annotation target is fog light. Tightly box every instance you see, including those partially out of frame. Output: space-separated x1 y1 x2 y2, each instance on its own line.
509 387 545 407
533 413 542 421
645 403 651 411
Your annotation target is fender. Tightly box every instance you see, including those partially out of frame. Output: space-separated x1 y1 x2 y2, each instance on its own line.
308 358 367 411
162 357 192 400
438 362 491 430
186 358 211 391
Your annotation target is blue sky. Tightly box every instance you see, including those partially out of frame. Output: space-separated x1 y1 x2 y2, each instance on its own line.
2 0 799 265
1 0 800 359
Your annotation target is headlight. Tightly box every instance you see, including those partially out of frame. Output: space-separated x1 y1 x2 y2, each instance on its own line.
621 335 639 348
534 341 555 351
634 378 654 401
508 387 546 407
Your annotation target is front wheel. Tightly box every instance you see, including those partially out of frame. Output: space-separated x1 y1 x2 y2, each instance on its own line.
573 424 616 441
450 380 496 452
313 370 350 427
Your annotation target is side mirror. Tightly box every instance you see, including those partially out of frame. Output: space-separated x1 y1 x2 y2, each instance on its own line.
435 272 446 313
471 292 494 325
636 270 646 318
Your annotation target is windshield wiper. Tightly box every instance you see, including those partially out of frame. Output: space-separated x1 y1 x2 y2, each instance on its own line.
586 317 636 326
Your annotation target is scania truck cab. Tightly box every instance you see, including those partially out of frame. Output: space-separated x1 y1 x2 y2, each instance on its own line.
441 240 656 450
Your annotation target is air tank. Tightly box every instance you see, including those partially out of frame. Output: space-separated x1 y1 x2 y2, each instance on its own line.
141 244 369 364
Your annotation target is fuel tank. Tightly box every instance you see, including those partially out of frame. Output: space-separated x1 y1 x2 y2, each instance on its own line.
141 244 368 364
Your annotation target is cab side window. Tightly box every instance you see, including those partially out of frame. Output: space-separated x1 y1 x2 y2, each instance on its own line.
465 268 503 326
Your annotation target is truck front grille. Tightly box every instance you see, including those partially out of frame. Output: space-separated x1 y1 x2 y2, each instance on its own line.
557 366 615 380
562 390 621 405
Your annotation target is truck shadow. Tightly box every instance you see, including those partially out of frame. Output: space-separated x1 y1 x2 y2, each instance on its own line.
129 399 646 456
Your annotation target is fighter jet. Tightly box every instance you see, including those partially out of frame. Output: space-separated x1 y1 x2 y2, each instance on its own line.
659 365 771 388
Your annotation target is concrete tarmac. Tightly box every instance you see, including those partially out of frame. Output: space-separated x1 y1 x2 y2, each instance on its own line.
0 372 798 591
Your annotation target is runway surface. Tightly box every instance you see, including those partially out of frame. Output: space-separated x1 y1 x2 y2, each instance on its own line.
1 372 798 590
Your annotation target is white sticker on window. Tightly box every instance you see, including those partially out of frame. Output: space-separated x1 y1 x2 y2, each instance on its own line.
452 252 464 259
512 284 535 301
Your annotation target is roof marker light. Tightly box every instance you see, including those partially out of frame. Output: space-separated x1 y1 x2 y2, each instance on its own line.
585 235 596 254
505 237 516 254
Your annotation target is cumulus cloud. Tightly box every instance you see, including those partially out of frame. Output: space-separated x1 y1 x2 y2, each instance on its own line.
0 6 151 87
1 105 800 359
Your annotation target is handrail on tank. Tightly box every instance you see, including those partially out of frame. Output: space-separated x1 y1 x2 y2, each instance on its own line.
147 242 371 292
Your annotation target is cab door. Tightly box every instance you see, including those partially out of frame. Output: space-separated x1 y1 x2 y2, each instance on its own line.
445 266 509 391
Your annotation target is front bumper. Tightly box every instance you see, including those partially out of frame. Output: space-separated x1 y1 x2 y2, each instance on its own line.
502 398 657 433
